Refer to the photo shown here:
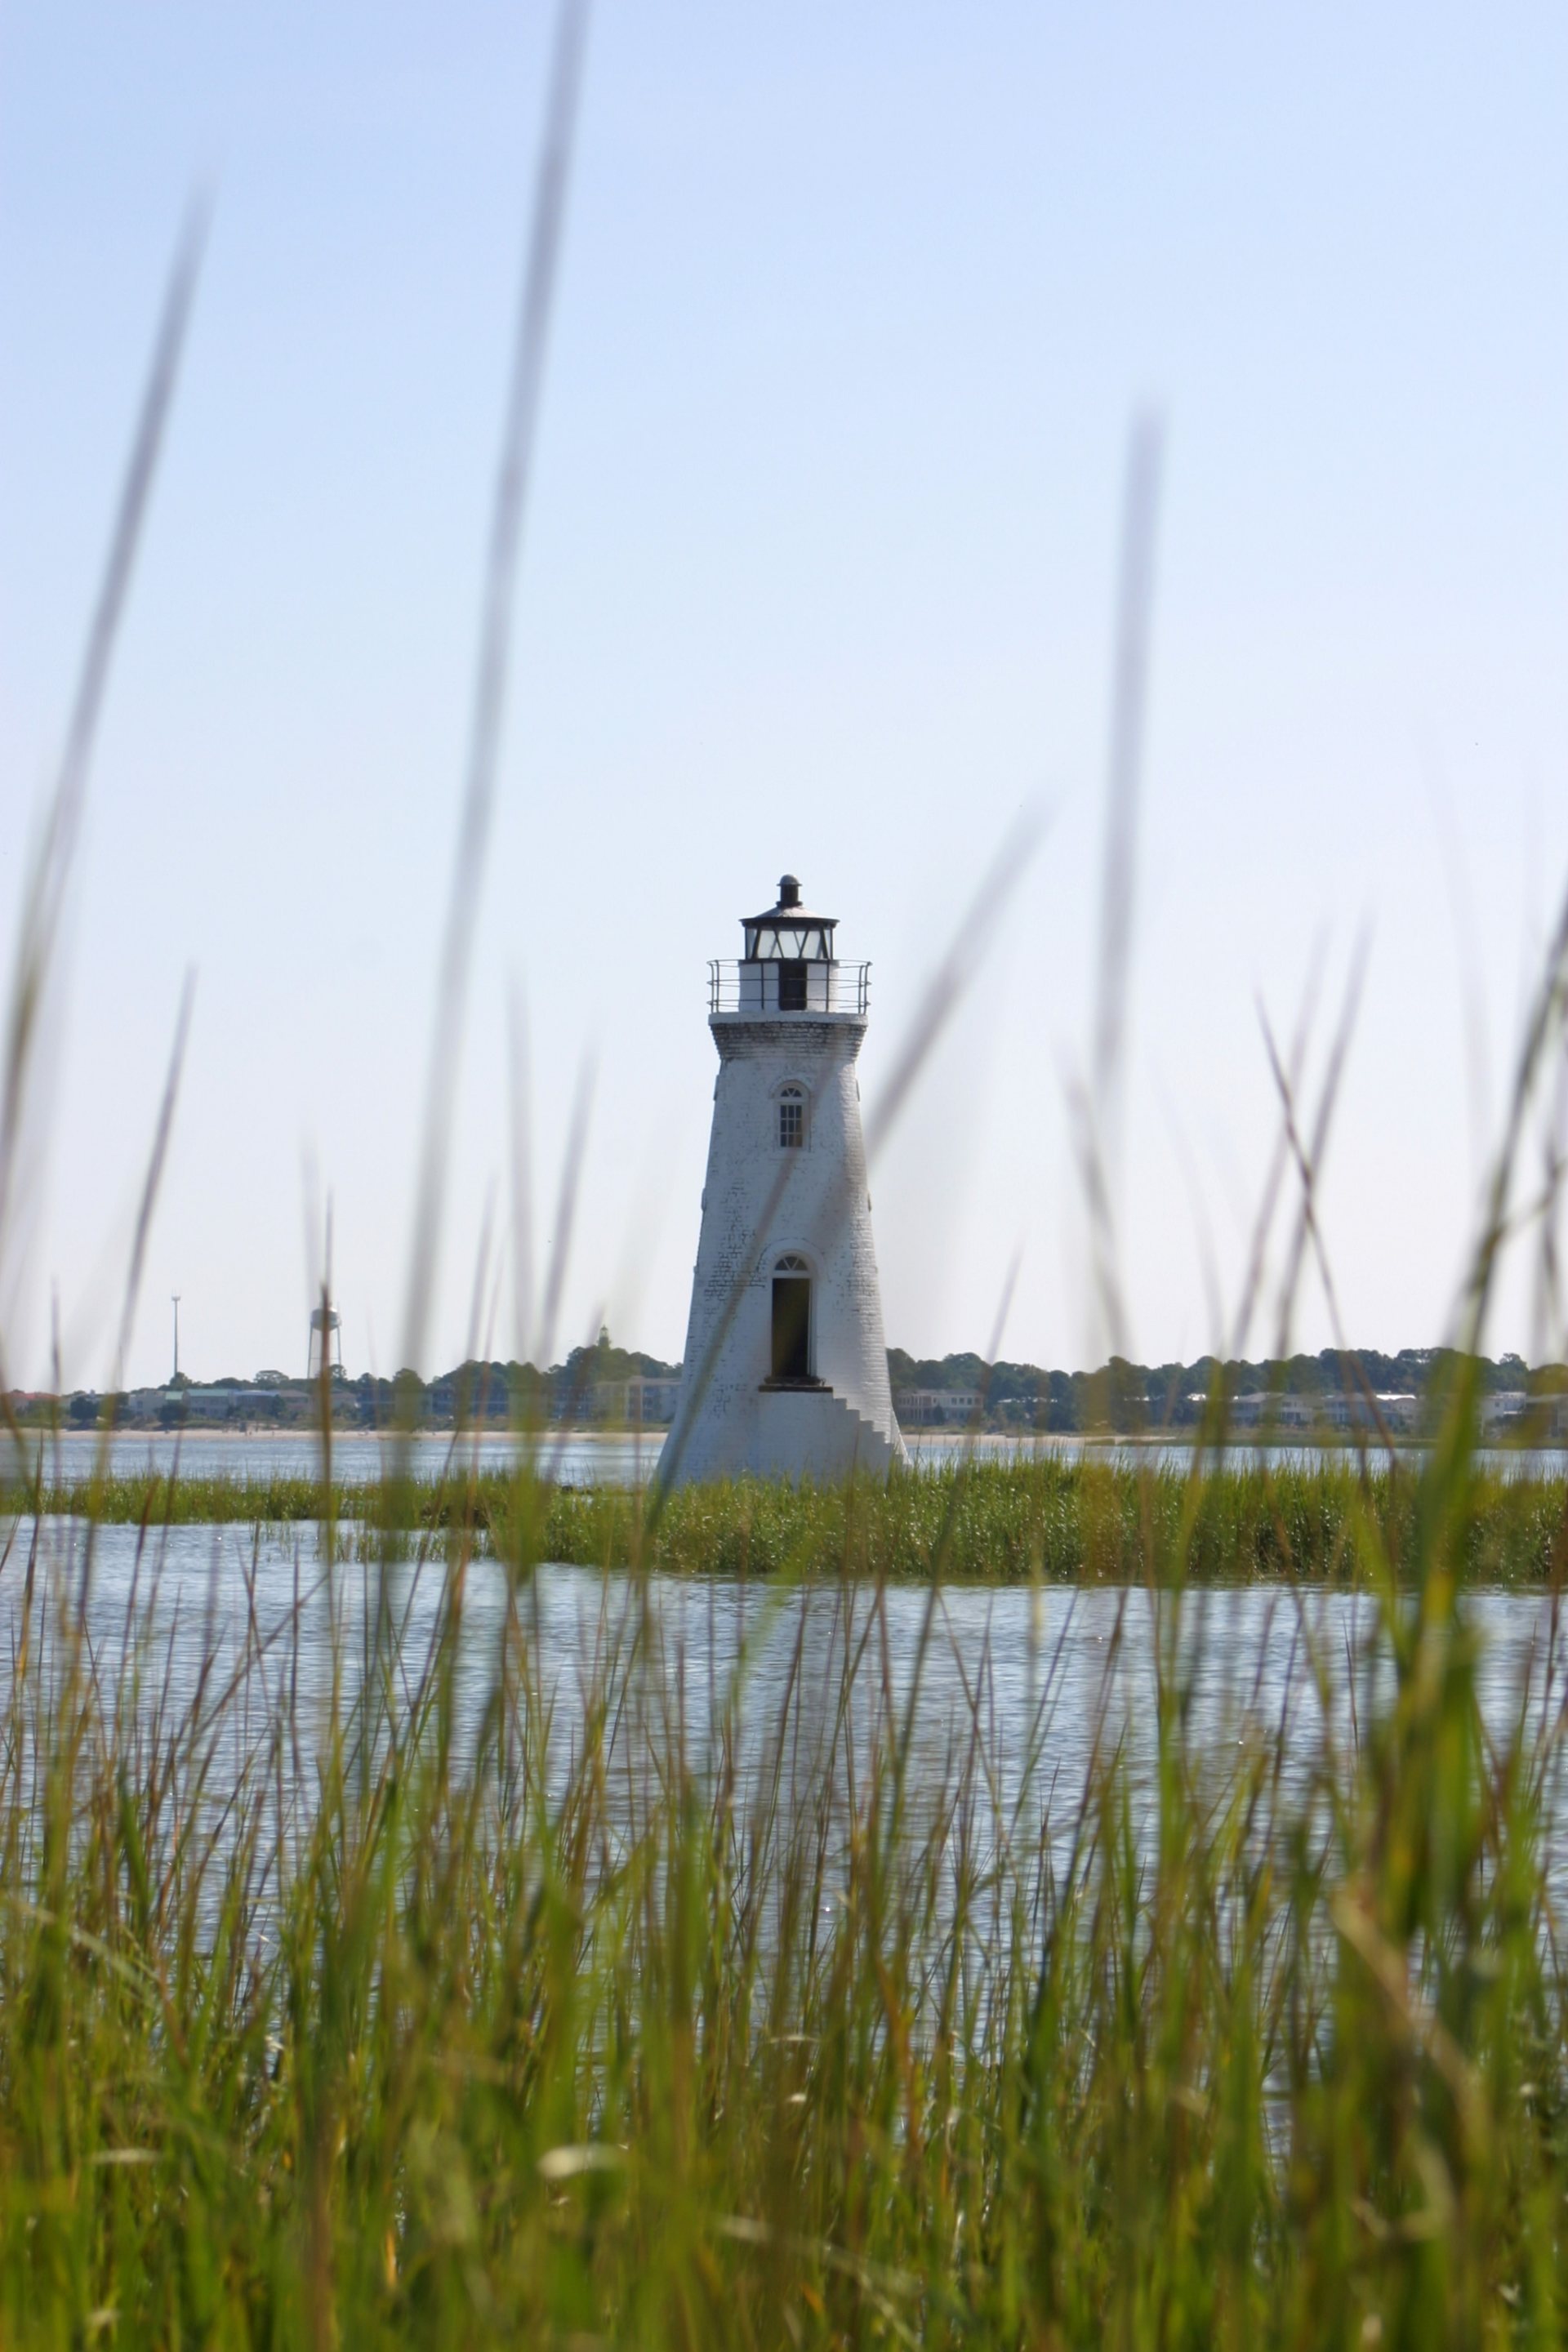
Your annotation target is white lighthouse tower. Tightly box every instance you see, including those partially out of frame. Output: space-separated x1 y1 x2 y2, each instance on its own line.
661 874 909 1486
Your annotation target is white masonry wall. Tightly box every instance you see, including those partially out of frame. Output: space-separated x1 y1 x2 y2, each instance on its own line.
662 1011 909 1486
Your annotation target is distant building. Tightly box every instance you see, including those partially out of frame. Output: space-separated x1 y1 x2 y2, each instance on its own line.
1318 1391 1419 1434
1227 1392 1315 1432
589 1376 681 1427
1481 1390 1568 1441
894 1389 986 1428
180 1386 278 1419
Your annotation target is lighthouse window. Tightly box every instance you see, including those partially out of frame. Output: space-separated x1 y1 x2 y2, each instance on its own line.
745 923 831 961
777 1087 805 1148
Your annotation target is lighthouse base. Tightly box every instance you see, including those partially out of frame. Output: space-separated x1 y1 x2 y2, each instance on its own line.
663 1383 904 1487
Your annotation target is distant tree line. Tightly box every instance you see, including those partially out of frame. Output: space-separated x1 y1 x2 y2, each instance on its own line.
885 1345 1566 1434
20 1338 1568 1437
14 1330 682 1432
353 1333 682 1428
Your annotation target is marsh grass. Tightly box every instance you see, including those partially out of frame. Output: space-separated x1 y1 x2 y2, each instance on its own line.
2 1407 1568 2348
10 1452 1568 1588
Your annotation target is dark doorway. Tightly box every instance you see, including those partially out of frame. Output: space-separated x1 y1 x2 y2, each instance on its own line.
777 960 808 1010
771 1276 811 1381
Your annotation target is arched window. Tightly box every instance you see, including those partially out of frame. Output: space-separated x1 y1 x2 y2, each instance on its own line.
777 1084 806 1150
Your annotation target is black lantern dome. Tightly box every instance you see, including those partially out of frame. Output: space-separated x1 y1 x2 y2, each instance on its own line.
742 875 838 965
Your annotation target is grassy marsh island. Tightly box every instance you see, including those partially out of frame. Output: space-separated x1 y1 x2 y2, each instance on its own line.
7 1449 1568 1584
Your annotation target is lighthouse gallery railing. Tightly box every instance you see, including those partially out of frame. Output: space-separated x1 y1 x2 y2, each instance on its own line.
708 960 871 1016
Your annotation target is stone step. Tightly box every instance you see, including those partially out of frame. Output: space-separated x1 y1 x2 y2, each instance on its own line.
661 1371 908 1487
735 1382 901 1482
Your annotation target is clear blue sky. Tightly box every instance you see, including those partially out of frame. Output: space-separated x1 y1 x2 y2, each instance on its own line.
4 2 1568 1386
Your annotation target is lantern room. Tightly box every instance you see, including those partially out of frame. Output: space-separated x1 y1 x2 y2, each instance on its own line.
709 873 866 1017
742 875 837 972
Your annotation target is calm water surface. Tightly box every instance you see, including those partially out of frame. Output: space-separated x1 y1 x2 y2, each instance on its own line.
11 1428 1567 1486
8 1517 1568 1886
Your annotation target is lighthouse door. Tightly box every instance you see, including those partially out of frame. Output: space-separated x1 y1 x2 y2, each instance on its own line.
770 1256 812 1381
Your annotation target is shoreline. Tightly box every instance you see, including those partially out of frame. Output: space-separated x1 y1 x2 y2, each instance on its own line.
11 1421 1567 1446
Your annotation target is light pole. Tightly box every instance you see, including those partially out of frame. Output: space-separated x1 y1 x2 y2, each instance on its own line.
172 1295 181 1384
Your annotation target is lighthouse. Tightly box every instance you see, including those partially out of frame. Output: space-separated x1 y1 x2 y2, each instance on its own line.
661 874 909 1486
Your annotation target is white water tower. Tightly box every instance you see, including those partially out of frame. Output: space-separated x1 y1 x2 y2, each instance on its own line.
662 874 907 1486
307 1307 343 1382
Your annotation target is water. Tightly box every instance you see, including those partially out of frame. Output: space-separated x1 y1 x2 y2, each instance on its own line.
10 1428 1566 1487
6 1427 666 1487
9 1516 1568 1895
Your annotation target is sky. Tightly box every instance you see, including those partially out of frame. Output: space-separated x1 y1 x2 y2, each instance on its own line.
3 2 1568 1390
